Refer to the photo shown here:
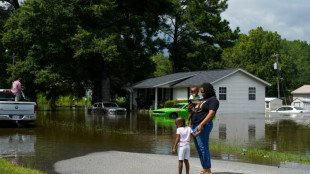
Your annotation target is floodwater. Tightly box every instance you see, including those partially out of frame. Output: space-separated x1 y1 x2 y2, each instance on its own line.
1 107 310 173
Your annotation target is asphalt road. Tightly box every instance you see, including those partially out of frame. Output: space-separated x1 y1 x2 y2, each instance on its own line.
54 151 309 174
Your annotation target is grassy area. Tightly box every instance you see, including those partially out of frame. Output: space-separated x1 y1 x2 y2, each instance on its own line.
209 142 310 164
0 158 44 174
37 94 91 106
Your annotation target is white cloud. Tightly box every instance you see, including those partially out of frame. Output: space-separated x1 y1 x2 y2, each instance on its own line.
222 0 310 43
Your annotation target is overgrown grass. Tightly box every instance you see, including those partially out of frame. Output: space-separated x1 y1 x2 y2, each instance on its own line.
0 158 44 174
209 142 310 164
37 94 91 106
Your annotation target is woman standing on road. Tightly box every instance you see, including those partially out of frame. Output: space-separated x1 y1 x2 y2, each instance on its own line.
188 83 219 174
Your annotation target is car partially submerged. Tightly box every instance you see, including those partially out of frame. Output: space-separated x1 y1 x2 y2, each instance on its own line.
152 103 189 119
88 102 127 115
271 106 308 113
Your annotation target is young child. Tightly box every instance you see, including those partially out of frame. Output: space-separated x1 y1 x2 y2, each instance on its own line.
172 117 200 174
186 86 201 127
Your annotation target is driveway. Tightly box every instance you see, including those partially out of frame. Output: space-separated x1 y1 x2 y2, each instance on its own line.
54 151 309 174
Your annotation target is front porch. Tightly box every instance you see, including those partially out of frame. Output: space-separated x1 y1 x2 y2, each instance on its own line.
131 88 190 110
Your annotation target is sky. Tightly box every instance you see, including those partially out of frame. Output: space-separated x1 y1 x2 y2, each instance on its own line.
222 0 310 43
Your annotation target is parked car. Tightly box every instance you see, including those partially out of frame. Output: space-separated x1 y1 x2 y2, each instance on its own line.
152 103 189 119
272 106 308 113
0 89 37 124
88 102 127 115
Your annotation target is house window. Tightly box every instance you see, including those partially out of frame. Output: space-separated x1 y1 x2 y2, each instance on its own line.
249 87 256 100
219 87 227 100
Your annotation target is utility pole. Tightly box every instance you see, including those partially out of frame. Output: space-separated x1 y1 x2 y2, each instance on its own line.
272 53 280 98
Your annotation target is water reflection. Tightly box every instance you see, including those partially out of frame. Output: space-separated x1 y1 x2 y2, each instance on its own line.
0 129 36 165
0 108 309 173
265 112 310 157
211 113 265 146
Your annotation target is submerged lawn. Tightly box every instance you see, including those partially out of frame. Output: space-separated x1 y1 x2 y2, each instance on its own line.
210 142 310 164
0 158 44 174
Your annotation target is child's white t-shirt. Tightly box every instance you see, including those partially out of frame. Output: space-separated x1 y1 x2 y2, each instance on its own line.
176 127 193 146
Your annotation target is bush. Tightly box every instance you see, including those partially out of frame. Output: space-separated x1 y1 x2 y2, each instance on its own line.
114 97 130 109
164 100 187 108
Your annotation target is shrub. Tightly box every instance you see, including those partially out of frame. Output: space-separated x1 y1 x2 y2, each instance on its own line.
164 100 187 108
114 97 130 109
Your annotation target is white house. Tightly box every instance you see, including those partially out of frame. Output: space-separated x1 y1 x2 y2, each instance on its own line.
291 98 310 110
124 68 271 113
265 97 282 112
291 85 310 100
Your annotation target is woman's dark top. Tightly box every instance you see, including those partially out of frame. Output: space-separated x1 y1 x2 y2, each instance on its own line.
191 96 219 124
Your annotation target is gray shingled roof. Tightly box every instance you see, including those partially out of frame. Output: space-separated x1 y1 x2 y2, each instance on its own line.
125 71 199 88
125 68 270 89
172 69 238 87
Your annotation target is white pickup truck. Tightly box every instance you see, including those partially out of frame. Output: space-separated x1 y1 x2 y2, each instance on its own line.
0 89 37 124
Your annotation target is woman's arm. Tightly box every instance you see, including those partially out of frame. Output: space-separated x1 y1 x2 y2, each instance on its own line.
187 103 194 111
197 110 216 132
172 134 180 154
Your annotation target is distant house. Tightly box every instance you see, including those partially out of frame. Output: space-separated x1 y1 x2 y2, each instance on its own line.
265 98 282 112
291 98 310 110
291 85 310 100
124 68 271 113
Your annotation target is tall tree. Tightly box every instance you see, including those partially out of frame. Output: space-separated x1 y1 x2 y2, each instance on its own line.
0 6 11 88
2 0 79 106
151 53 172 77
2 0 171 106
279 39 310 93
221 27 297 97
161 0 239 72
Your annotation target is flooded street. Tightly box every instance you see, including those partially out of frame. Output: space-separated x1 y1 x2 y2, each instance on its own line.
1 107 310 173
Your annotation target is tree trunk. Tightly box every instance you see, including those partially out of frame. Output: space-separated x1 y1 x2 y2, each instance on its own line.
91 68 110 104
91 80 101 104
171 17 179 73
101 68 110 102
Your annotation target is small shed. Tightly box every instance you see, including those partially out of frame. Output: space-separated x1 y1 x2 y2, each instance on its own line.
291 98 310 110
265 98 282 112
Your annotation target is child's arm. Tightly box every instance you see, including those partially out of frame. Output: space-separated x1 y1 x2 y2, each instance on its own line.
172 134 180 154
186 112 193 126
191 130 201 137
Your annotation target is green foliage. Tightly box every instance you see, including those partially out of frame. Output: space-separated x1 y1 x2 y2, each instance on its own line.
151 53 172 77
0 158 44 174
164 100 187 108
0 6 11 88
279 39 310 93
113 97 130 109
161 0 239 72
37 93 91 106
2 0 171 106
222 27 310 97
